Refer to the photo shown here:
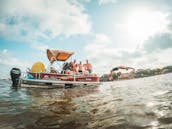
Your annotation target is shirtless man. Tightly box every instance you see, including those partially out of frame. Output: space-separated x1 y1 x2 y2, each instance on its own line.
70 59 77 72
78 61 83 73
85 60 93 74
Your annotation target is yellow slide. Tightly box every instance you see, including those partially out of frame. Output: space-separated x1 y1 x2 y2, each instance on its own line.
31 62 45 73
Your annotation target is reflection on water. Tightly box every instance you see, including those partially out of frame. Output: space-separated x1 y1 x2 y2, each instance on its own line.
0 73 172 129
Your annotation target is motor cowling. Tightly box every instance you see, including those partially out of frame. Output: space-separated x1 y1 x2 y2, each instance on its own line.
10 68 21 87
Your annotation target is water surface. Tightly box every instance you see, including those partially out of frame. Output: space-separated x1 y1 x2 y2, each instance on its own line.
0 73 172 129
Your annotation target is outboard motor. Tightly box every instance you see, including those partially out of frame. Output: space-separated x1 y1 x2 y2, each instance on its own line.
10 68 21 87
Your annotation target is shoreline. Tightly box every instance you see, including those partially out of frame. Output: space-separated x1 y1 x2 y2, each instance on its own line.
100 72 172 82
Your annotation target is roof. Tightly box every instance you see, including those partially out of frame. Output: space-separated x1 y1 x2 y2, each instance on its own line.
47 49 74 63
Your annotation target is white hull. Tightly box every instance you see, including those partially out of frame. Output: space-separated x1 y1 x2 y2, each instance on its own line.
21 78 101 88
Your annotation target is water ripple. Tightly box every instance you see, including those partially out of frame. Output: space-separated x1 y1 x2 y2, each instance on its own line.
0 73 172 128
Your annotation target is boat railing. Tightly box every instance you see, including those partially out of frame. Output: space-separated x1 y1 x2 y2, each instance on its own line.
73 72 76 81
35 72 41 79
22 70 99 81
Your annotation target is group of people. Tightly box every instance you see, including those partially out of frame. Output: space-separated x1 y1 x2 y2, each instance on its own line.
63 59 93 75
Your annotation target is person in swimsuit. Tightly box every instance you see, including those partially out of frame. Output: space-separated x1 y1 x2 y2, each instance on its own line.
70 59 77 72
78 61 83 74
85 60 93 74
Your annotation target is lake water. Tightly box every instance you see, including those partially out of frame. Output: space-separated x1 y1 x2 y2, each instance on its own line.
0 73 172 129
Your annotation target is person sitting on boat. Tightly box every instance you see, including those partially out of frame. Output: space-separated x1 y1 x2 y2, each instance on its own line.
109 66 134 81
85 60 93 74
66 70 73 75
50 66 59 73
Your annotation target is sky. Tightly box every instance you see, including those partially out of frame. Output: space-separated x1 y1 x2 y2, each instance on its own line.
0 0 172 78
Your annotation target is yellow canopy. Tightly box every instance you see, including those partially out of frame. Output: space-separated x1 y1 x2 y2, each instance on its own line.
31 62 45 73
47 49 74 64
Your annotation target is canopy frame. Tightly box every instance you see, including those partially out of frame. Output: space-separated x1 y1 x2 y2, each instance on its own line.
47 49 74 64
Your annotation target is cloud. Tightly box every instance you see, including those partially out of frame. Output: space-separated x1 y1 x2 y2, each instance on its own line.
0 0 91 50
84 33 172 74
0 49 29 68
143 33 172 53
98 0 117 5
117 10 170 46
133 48 172 69
85 33 130 74
30 41 49 51
83 7 172 74
0 49 31 78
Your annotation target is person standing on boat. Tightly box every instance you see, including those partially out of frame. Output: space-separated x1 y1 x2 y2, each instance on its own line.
70 59 77 72
78 61 84 74
83 64 89 75
85 60 93 74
